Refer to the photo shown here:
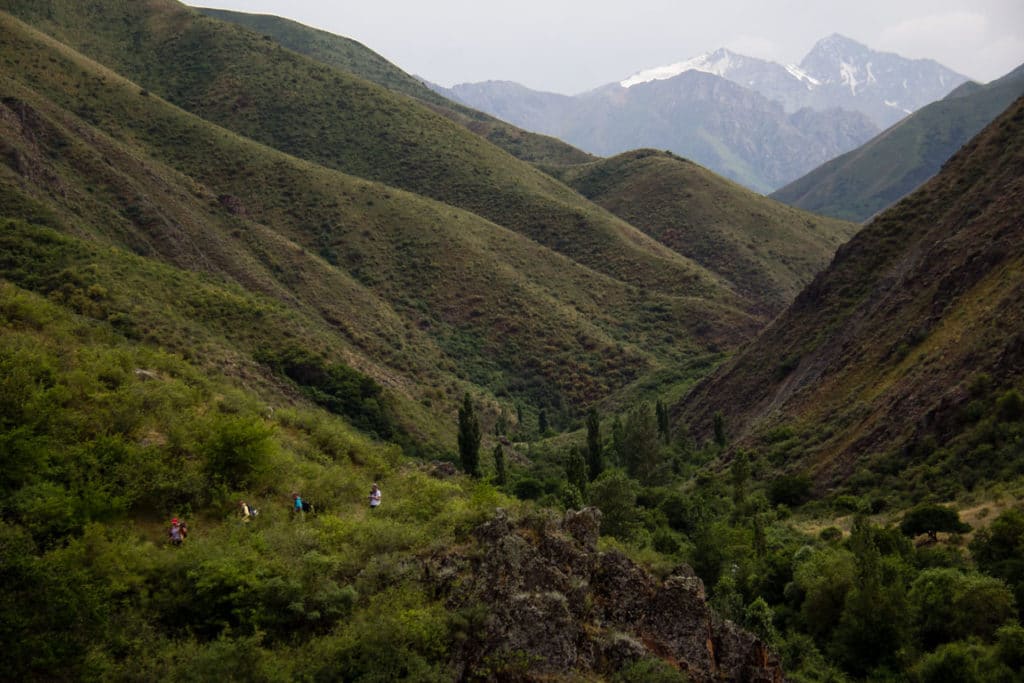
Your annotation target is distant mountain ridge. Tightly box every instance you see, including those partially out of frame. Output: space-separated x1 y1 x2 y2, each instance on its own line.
771 62 1024 221
438 74 877 193
618 34 969 129
441 34 969 192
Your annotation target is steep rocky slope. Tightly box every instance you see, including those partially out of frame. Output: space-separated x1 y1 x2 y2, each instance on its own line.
679 95 1024 490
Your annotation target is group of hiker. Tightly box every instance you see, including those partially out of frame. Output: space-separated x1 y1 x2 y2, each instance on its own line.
168 483 382 545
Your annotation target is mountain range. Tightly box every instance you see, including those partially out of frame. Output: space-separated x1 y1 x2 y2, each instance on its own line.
436 34 969 193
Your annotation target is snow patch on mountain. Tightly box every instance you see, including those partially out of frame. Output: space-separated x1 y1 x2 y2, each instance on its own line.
840 62 860 95
620 50 739 87
785 64 821 87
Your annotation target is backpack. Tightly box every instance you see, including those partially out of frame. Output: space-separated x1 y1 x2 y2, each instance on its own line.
301 500 313 513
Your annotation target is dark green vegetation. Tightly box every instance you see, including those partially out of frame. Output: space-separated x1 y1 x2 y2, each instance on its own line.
772 64 1024 222
3 1 1023 680
508 403 1024 682
0 279 514 680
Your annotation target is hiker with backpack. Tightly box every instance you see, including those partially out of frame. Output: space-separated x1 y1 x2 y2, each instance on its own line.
239 500 255 523
369 483 381 510
292 492 313 517
168 517 188 546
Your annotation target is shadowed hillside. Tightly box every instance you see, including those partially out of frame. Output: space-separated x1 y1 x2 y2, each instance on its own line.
681 95 1024 497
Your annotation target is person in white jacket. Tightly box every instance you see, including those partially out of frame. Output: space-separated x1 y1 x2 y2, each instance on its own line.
369 483 381 510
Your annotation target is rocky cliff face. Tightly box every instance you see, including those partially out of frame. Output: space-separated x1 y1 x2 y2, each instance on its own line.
428 508 782 681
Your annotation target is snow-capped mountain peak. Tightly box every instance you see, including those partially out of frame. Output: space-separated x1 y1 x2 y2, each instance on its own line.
620 48 742 88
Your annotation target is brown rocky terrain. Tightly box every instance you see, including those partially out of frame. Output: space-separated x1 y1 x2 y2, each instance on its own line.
428 508 783 681
679 96 1024 489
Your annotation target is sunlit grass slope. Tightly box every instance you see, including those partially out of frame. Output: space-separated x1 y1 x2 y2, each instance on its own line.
552 149 860 315
0 277 514 680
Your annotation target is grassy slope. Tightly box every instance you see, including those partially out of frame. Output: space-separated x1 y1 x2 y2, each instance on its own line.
194 7 596 166
0 11 756 434
0 0 736 312
680 96 1024 489
0 275 517 680
771 64 1024 222
551 150 860 316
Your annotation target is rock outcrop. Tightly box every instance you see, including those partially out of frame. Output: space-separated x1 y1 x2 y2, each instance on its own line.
428 508 783 681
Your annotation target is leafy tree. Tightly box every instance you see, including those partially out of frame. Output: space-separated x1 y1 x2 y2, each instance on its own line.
744 596 779 645
610 415 625 467
457 393 481 477
912 640 1014 683
970 508 1024 618
909 568 1017 649
900 505 971 542
768 474 812 507
996 388 1024 422
622 402 660 482
830 516 910 675
793 547 857 643
202 414 274 490
730 450 751 505
585 408 602 482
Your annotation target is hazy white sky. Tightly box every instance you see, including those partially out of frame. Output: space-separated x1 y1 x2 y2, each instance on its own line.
190 0 1024 94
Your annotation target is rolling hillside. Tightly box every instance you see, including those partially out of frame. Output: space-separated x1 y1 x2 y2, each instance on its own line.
0 0 866 432
550 150 859 316
680 95 1024 499
772 63 1024 222
2 9 758 436
195 7 596 166
2 0 715 306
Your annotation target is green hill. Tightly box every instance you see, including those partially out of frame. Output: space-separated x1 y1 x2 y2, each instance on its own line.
551 150 859 315
3 9 752 433
681 95 1024 501
3 0 719 307
771 63 1024 222
194 7 596 167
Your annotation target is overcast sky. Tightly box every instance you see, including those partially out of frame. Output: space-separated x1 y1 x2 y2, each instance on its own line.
189 0 1024 94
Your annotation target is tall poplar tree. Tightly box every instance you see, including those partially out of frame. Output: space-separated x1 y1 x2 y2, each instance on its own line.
586 408 603 481
458 393 481 477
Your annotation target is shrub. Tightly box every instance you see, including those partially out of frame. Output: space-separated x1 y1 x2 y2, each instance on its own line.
769 474 812 507
201 414 275 491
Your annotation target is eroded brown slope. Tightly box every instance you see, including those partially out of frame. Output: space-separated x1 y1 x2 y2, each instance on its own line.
680 96 1024 486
